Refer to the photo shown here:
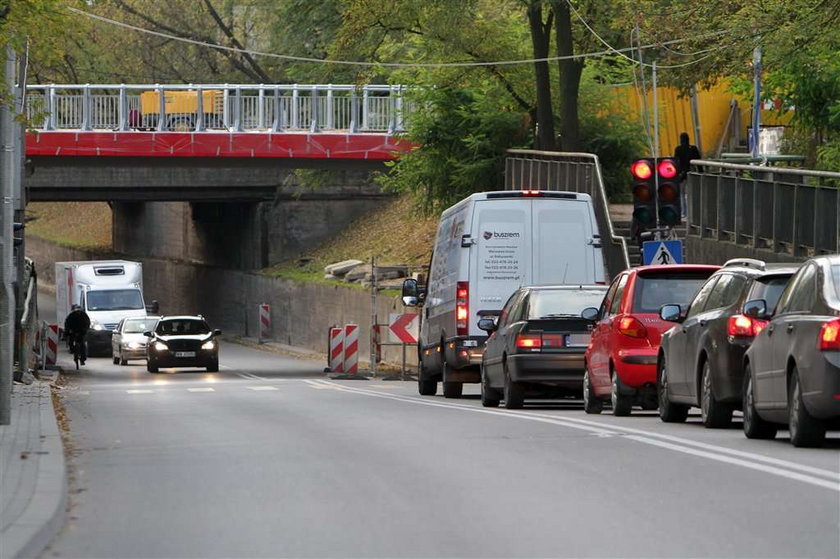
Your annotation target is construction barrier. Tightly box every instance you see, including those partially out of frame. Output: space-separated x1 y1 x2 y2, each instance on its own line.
259 303 270 342
328 326 344 373
343 324 359 375
45 323 58 366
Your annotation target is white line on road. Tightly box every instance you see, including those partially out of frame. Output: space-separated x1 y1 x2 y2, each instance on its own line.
126 390 154 394
236 372 265 381
246 386 279 391
187 388 215 392
315 380 840 492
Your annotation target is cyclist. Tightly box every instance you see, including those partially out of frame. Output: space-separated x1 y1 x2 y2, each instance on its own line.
64 304 91 366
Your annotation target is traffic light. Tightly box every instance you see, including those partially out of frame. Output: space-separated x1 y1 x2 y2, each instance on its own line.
631 159 656 229
656 158 681 226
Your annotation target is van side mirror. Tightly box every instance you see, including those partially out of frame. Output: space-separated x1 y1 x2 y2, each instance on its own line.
743 299 769 320
402 278 425 307
214 329 222 336
659 304 683 323
581 307 599 322
477 318 497 333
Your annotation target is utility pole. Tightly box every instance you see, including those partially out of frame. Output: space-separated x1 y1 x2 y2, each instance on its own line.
751 46 763 159
0 47 17 425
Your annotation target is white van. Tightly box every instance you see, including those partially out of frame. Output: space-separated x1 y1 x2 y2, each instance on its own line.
402 190 606 398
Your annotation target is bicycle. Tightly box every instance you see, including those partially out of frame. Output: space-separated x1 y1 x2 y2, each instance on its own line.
68 332 87 370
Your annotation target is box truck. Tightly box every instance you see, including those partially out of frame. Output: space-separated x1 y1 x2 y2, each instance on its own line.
402 190 607 398
56 260 147 355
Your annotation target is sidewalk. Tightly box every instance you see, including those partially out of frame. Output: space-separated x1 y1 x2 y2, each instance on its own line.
0 373 66 559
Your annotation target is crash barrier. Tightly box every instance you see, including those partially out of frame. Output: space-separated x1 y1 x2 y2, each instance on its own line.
505 150 630 279
258 303 270 343
343 324 359 375
328 326 344 373
687 160 840 257
45 324 58 366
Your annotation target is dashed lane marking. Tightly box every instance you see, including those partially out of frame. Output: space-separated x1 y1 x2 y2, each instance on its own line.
246 386 279 391
187 387 215 392
126 389 154 394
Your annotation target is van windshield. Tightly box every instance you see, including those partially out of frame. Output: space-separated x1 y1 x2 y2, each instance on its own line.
86 289 144 311
528 289 607 319
632 272 712 313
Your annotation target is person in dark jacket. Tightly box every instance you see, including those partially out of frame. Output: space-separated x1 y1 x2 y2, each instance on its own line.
673 132 701 219
64 305 91 364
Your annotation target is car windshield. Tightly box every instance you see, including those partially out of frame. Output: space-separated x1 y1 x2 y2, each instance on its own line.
123 318 159 334
632 272 712 313
750 275 794 313
86 289 144 311
528 288 607 319
156 319 210 336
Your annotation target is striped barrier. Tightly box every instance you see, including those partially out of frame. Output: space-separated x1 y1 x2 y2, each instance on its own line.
329 327 344 373
259 304 270 342
45 323 58 366
343 324 359 375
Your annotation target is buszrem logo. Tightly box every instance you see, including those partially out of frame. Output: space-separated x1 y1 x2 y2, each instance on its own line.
483 231 520 240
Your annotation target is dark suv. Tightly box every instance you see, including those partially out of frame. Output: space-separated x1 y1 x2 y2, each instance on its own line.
657 259 799 427
146 315 221 373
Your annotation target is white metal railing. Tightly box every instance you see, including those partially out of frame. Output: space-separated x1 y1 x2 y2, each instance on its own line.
25 84 410 134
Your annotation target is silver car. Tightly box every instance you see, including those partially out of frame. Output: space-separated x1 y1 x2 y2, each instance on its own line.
112 316 161 366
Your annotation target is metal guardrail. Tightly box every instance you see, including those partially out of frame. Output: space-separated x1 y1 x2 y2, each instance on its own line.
687 160 840 258
25 84 410 134
504 150 630 278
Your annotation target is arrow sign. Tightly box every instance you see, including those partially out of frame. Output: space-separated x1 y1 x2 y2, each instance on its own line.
389 313 419 344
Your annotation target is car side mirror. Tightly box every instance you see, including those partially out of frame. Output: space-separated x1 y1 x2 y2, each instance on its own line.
581 307 599 322
743 299 769 320
477 318 497 332
143 331 153 337
659 304 683 323
214 329 222 336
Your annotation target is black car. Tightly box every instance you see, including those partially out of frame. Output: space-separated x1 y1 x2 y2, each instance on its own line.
742 255 840 447
478 285 608 409
146 315 221 373
657 259 798 427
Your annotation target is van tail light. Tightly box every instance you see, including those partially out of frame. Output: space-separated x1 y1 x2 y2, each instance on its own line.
516 333 542 352
818 318 840 350
728 314 767 338
617 316 647 338
456 282 469 336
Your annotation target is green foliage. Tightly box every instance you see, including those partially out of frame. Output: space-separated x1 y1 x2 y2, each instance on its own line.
377 84 529 215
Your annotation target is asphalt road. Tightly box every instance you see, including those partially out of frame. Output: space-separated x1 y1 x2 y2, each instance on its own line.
40 334 839 558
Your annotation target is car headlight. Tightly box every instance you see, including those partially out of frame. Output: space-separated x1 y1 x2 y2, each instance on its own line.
153 341 168 351
201 340 216 350
91 321 105 331
126 341 143 350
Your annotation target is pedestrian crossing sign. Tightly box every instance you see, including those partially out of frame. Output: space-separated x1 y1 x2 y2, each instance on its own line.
642 240 683 266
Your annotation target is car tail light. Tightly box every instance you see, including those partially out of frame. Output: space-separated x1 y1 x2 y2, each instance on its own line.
456 282 469 336
818 318 840 350
728 314 767 338
516 333 542 352
617 316 647 338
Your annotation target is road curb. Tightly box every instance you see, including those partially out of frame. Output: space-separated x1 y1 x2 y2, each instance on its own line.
4 382 67 559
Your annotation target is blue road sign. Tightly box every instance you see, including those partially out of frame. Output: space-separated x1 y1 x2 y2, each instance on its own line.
643 240 683 266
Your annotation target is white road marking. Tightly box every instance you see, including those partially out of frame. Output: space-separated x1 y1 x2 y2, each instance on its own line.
187 387 215 392
247 386 278 391
236 372 264 381
304 380 341 390
126 390 154 394
315 380 840 492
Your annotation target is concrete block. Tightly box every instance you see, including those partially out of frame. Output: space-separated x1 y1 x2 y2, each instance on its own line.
325 260 365 276
344 265 372 282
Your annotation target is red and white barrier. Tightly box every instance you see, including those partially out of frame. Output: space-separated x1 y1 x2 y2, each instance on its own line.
259 304 270 342
343 324 359 375
45 323 58 366
329 327 344 373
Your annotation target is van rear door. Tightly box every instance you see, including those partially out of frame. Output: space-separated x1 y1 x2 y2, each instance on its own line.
532 199 598 285
470 200 531 335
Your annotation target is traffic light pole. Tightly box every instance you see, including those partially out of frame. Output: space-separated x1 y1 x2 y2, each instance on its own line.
0 47 16 425
652 60 660 230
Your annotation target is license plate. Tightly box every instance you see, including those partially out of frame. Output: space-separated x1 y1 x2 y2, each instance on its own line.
566 334 591 347
175 351 196 358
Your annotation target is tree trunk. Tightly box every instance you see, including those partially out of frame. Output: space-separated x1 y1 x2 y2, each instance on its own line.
527 1 555 151
551 0 582 151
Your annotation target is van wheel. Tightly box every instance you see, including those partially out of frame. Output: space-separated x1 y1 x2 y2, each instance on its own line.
610 372 632 417
742 365 777 440
657 356 688 423
583 367 603 414
700 360 733 428
417 359 437 396
789 368 826 447
480 364 500 408
503 364 524 409
441 360 462 398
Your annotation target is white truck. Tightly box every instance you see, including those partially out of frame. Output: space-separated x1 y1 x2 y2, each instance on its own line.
56 260 147 355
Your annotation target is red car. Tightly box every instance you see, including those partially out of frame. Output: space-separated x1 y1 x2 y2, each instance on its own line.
582 265 720 415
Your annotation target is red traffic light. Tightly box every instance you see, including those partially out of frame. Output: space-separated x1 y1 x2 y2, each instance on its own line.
631 160 653 180
658 158 679 179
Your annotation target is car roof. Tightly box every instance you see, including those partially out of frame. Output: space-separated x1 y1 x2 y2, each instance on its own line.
810 254 840 266
715 264 800 278
524 284 608 291
632 265 720 275
158 315 206 321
